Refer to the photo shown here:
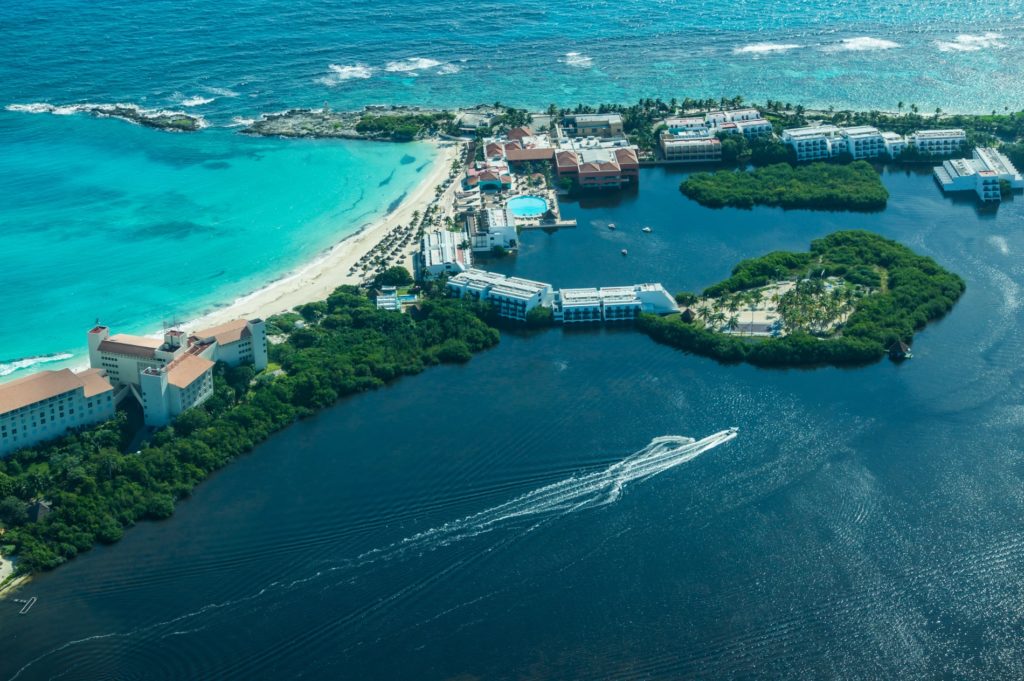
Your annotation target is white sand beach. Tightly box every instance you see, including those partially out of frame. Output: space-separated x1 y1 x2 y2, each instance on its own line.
182 139 460 332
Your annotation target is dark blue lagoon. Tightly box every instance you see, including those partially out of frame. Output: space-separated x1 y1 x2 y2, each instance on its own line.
2 168 1024 679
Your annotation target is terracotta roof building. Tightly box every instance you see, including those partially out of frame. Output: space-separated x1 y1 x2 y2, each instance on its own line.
1 368 115 456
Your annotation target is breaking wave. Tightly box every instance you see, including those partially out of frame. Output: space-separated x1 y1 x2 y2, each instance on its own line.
936 33 1005 52
733 42 802 55
0 353 74 378
385 57 442 72
317 63 375 86
180 95 215 107
560 51 593 68
824 36 900 52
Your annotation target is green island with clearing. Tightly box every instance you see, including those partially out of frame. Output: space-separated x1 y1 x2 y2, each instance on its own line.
638 230 965 367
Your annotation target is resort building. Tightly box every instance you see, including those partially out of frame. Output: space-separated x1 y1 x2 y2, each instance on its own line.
705 109 762 127
86 318 267 426
561 113 624 138
417 229 472 279
1 368 115 456
660 133 722 162
781 125 842 161
554 138 640 189
464 161 512 191
911 129 967 155
882 132 908 157
664 117 706 132
139 354 215 428
733 119 774 138
838 126 888 159
934 147 1024 202
555 284 678 323
447 269 554 321
466 206 518 253
485 128 555 166
375 286 400 311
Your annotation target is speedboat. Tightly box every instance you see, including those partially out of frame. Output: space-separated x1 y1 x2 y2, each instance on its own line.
621 248 628 256
642 226 652 233
608 223 616 230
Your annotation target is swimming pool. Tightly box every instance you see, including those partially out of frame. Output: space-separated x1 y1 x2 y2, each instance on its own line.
507 195 548 218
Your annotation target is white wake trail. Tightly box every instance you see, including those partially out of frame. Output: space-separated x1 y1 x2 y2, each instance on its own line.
4 430 736 681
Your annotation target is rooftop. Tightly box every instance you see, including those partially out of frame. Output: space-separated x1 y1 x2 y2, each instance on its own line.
0 368 112 414
913 129 966 139
192 318 251 345
164 354 215 389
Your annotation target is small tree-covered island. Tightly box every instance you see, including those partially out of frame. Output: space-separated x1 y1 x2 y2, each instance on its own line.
639 230 965 367
679 161 890 211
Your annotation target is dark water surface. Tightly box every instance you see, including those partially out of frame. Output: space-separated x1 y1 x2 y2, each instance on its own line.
2 168 1023 679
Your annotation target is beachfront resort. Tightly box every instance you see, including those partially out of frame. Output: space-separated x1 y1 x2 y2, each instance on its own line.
0 319 267 455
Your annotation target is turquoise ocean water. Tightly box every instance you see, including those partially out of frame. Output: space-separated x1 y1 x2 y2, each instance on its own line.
2 0 1022 377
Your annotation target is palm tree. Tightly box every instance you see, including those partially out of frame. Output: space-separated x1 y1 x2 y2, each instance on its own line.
727 315 741 333
897 101 904 115
711 311 727 330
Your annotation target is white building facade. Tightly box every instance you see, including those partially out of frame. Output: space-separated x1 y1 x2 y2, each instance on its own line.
140 354 215 428
912 129 967 155
934 147 1024 202
1 368 115 456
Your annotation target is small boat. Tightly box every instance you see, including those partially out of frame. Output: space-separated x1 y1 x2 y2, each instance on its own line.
621 249 628 256
642 226 652 233
608 223 616 230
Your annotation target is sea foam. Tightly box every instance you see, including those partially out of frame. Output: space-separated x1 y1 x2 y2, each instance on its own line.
935 33 1005 52
0 353 74 378
180 96 216 107
5 101 207 127
317 63 375 86
733 42 802 55
824 36 900 52
560 52 593 68
385 57 442 73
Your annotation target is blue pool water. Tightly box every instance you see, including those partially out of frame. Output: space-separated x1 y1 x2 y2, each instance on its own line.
507 195 549 217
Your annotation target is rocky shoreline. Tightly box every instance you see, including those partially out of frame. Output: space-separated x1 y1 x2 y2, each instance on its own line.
5 102 205 131
241 108 365 139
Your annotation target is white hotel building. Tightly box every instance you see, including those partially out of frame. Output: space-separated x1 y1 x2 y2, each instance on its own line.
912 129 967 155
1 368 115 456
556 284 678 323
934 147 1024 202
447 269 554 321
417 228 472 279
87 318 268 426
781 125 841 161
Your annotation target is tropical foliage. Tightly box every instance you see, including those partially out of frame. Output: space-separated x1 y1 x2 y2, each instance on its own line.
680 161 889 211
0 289 498 574
640 231 964 367
355 112 454 141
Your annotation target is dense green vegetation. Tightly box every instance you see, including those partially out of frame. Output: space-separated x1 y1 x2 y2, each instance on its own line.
355 112 454 141
680 161 889 211
639 231 965 367
0 289 498 575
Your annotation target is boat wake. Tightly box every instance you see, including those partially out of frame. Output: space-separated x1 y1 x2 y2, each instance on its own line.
3 429 736 680
377 429 738 557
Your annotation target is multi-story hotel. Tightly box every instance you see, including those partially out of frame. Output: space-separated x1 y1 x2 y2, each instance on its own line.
447 269 554 321
934 147 1024 202
417 228 473 278
1 368 115 456
660 133 722 162
466 206 518 254
87 318 268 426
561 113 624 138
911 129 967 155
839 126 889 160
555 284 678 323
781 125 841 161
554 138 640 189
